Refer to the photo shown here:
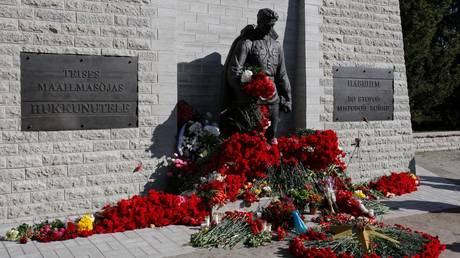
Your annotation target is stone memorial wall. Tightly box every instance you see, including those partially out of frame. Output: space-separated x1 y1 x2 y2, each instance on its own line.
0 0 414 224
321 0 415 181
0 0 178 224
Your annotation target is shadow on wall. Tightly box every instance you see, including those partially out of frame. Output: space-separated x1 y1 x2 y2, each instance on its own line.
144 104 178 193
279 0 298 134
177 52 224 118
143 53 224 193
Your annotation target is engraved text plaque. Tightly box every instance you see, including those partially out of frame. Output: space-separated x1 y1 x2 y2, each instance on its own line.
21 53 138 131
333 67 394 122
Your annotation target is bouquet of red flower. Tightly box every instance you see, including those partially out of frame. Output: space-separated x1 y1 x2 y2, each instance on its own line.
190 211 270 249
242 70 276 99
289 217 445 258
212 132 280 180
262 199 297 230
277 130 346 172
335 190 369 218
369 172 418 196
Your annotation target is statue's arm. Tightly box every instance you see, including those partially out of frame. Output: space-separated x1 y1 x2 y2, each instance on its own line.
276 45 292 112
226 39 251 93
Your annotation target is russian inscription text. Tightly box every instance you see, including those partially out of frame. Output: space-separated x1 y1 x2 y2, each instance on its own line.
333 67 394 122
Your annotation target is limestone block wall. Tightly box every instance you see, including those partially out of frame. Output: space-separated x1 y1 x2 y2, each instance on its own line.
318 0 415 180
0 0 177 224
414 131 460 152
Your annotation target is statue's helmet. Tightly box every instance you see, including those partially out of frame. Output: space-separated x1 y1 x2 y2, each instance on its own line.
257 8 279 26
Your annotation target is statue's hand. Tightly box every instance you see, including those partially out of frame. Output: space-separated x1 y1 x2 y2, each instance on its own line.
280 100 292 113
281 104 291 113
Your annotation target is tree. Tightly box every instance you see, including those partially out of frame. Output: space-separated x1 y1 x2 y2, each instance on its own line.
401 0 460 130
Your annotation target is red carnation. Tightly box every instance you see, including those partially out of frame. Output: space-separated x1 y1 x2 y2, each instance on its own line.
243 71 276 99
277 226 286 241
243 190 258 204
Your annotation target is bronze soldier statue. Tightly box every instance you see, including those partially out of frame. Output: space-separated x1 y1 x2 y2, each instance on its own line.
221 8 292 140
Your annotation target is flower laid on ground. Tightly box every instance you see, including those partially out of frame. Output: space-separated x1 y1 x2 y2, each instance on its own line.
94 190 208 234
4 229 20 241
212 131 280 180
353 190 367 199
276 226 286 241
190 211 271 249
243 190 258 204
77 214 94 232
369 172 418 196
410 173 421 186
262 199 297 230
277 130 346 172
289 216 445 258
335 190 373 218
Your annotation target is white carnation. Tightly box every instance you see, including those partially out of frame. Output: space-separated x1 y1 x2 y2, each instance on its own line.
241 70 253 83
263 186 272 192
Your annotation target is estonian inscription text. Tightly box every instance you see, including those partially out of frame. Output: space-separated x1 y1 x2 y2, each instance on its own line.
38 82 125 92
30 103 131 114
21 53 138 131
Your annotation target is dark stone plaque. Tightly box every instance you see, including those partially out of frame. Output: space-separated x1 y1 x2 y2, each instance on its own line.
21 53 138 131
333 67 394 122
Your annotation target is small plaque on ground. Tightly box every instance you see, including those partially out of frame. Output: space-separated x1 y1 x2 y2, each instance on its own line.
21 53 138 131
333 67 394 122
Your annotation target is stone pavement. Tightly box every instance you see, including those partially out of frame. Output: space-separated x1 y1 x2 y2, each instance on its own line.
1 164 459 258
0 226 199 258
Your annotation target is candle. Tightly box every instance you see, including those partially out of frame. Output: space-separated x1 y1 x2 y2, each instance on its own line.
212 214 220 224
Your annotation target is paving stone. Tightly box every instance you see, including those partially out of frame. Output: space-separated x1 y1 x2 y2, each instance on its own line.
105 240 125 250
42 251 58 258
21 243 40 254
125 247 147 257
91 242 113 253
163 248 195 257
139 245 161 256
68 245 103 258
0 250 10 258
62 239 79 248
15 253 44 258
53 248 73 258
137 234 162 245
123 230 141 239
100 249 135 258
74 237 92 246
6 246 24 256
88 234 116 244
